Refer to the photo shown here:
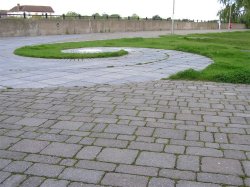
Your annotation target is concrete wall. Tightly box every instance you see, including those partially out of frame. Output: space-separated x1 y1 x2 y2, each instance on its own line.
0 19 246 37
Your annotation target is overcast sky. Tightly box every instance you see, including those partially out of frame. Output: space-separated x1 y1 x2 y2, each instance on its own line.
1 0 223 20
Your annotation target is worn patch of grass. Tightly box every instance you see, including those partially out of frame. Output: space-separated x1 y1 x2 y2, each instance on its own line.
15 46 128 59
15 31 250 84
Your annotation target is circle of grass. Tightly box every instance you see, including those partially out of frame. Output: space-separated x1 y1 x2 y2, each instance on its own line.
14 44 128 59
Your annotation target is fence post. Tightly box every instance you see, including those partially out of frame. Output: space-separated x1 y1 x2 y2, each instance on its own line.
45 13 48 19
128 16 130 20
94 15 96 19
23 12 26 19
138 17 139 20
106 15 108 19
62 14 65 20
78 14 81 19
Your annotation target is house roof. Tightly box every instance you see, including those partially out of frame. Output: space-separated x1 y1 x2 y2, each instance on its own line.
0 10 8 14
9 5 54 13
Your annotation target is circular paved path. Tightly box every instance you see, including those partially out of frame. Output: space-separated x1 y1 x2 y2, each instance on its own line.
0 31 213 88
0 30 249 186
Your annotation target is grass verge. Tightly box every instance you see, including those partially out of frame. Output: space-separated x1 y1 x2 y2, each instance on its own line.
15 31 250 84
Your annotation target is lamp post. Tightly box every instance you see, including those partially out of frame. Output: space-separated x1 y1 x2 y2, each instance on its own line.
171 0 175 34
228 0 232 30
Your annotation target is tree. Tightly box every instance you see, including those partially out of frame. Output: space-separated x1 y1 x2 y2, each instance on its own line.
92 13 101 17
65 11 80 17
218 0 250 27
131 13 139 19
110 14 121 18
152 15 162 20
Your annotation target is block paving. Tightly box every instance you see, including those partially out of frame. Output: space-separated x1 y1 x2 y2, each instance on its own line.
0 80 249 186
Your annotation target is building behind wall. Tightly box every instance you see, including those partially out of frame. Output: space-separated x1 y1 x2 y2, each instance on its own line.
8 4 54 16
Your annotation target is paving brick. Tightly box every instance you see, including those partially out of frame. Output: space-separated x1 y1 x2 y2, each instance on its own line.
101 173 148 187
76 146 102 160
0 136 20 149
243 161 250 176
79 137 95 145
60 159 77 167
3 161 32 173
136 151 176 168
66 136 82 144
245 178 250 186
224 150 246 159
15 117 47 126
97 148 138 164
19 176 45 187
221 127 246 134
205 142 220 149
26 163 64 177
165 145 185 154
148 178 175 187
1 174 26 187
117 135 136 141
159 169 196 180
59 167 104 184
186 147 223 157
129 120 146 126
154 128 185 140
136 136 155 143
116 164 158 176
176 114 202 121
0 150 27 160
135 127 154 136
214 133 228 143
0 158 11 169
0 171 11 183
113 109 138 116
104 124 137 135
40 179 70 187
76 160 116 171
90 132 117 139
198 173 243 186
176 180 220 187
177 155 199 171
60 130 90 137
201 157 243 175
37 133 69 142
129 141 163 152
170 139 204 147
51 121 83 130
41 142 82 158
204 115 229 123
10 139 49 153
94 117 118 124
186 131 199 141
138 111 163 118
228 134 250 145
24 154 61 164
5 129 24 137
94 138 128 148
200 132 214 142
68 182 102 187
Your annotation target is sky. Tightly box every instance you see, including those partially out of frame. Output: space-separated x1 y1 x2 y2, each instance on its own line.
1 0 223 21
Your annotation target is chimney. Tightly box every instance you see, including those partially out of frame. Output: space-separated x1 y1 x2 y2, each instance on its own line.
17 4 20 11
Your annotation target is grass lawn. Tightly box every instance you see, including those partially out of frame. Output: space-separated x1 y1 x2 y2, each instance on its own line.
15 31 250 84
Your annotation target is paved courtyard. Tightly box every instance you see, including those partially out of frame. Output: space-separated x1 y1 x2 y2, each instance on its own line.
0 81 249 186
0 30 249 186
